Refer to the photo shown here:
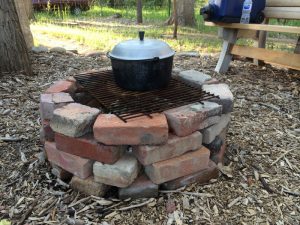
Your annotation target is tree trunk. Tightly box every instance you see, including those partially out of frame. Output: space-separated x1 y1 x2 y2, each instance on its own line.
0 0 32 75
173 0 178 39
14 0 34 49
137 0 143 24
166 0 195 26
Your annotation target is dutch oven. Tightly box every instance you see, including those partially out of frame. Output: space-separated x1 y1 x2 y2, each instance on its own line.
108 31 175 91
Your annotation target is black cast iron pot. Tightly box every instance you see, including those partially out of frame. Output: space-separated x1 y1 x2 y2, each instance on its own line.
108 31 175 91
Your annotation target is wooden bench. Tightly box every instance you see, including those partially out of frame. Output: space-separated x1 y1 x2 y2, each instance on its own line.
205 0 300 73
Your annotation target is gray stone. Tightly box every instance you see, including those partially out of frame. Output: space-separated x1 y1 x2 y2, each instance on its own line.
177 51 200 57
50 103 100 137
32 46 48 53
202 83 234 113
177 70 212 87
201 114 231 144
93 154 139 188
164 101 222 137
50 47 67 53
118 174 158 199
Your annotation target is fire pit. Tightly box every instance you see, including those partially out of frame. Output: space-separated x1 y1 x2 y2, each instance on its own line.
40 69 234 198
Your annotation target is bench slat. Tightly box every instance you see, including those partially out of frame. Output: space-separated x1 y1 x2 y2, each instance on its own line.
266 0 300 7
264 7 300 20
204 22 300 34
231 45 300 70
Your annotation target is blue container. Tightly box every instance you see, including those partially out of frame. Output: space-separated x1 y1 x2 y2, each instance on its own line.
201 0 266 23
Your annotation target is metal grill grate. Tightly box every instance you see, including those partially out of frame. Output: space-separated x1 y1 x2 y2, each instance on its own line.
74 70 219 122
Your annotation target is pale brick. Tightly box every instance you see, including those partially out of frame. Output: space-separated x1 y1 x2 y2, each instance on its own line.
40 93 74 120
145 147 210 184
164 102 222 137
50 103 100 137
93 154 139 188
202 83 234 113
161 160 219 190
201 114 231 144
93 114 168 145
118 174 158 199
45 141 93 179
133 132 202 165
70 176 109 197
177 70 212 87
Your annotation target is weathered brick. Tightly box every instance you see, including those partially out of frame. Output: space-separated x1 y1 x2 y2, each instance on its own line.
118 174 158 199
202 83 234 113
145 147 210 184
133 132 202 166
161 160 219 190
41 120 55 142
45 141 93 179
70 176 109 197
201 114 231 144
93 154 139 187
93 114 168 145
164 102 222 137
40 93 73 120
55 133 125 164
51 163 73 181
176 70 212 87
50 103 100 137
45 80 77 94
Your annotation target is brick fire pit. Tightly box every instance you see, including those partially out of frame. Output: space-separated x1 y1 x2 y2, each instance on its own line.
40 69 233 199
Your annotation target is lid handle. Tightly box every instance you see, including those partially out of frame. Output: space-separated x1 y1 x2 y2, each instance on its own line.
139 31 145 41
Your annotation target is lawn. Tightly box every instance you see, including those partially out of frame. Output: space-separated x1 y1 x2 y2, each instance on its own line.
31 2 299 53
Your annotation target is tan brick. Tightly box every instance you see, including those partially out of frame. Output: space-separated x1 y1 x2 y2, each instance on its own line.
70 176 109 197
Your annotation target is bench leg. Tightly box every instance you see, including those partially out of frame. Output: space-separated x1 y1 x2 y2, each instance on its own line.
215 28 237 73
254 19 269 66
295 36 300 54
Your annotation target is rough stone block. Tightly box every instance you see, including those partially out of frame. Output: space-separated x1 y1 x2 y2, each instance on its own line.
202 83 234 113
51 163 73 181
40 93 73 120
45 141 93 179
55 133 125 164
161 160 219 190
201 114 231 144
164 102 222 137
93 114 168 145
118 174 158 200
50 103 100 137
145 147 210 184
93 154 139 188
133 132 202 166
70 176 109 197
177 70 212 87
45 80 77 94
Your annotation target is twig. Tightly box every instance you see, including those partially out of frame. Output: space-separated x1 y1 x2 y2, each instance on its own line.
38 199 58 216
0 136 22 142
259 176 274 193
18 199 38 225
283 189 300 197
117 198 154 211
271 148 296 166
159 190 214 198
68 196 90 208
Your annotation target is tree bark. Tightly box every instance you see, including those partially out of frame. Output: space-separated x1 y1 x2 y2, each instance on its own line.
137 0 143 24
0 0 32 75
166 0 195 26
14 0 34 49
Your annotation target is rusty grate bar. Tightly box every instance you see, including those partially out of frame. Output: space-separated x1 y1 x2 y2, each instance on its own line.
74 70 219 122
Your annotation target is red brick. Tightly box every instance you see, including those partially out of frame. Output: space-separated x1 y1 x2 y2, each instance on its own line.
45 80 77 94
145 147 210 184
93 114 168 145
161 160 219 190
55 133 125 164
45 141 93 179
133 132 202 166
70 176 109 197
118 174 158 199
164 102 222 137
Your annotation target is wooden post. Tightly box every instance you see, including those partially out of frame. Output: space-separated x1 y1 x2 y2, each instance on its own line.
173 0 178 39
254 19 269 66
294 36 300 54
215 28 238 73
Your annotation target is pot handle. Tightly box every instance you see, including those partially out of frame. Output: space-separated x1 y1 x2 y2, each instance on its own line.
106 52 111 59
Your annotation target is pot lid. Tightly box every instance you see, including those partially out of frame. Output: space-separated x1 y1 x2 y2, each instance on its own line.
109 31 175 60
